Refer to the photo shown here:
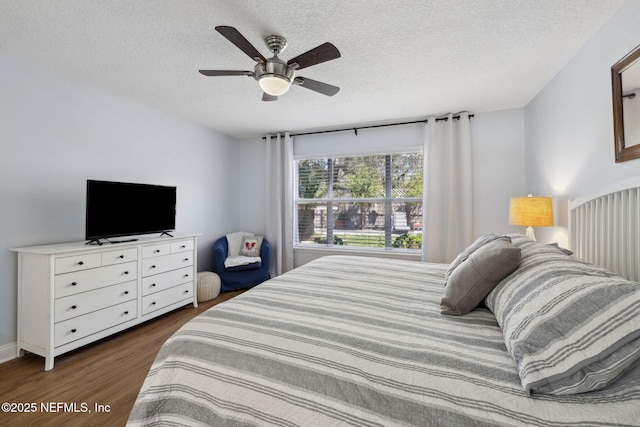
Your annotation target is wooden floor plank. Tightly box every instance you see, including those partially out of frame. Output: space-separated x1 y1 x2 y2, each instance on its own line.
0 290 244 427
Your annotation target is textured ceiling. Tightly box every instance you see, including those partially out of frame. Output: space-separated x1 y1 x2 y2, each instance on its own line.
0 0 625 138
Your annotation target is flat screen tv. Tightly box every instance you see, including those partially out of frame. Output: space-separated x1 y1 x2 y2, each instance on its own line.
85 180 176 243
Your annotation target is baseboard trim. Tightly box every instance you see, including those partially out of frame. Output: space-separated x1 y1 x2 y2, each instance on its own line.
0 342 17 365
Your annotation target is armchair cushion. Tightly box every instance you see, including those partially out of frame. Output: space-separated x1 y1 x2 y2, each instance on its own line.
224 255 262 270
225 260 263 272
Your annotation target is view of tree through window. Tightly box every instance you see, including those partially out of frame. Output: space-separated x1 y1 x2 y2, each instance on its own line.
295 152 423 250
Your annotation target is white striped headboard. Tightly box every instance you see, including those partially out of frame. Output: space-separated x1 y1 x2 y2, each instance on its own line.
569 176 640 282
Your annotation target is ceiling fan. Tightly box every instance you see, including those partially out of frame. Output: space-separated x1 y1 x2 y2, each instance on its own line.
199 26 341 102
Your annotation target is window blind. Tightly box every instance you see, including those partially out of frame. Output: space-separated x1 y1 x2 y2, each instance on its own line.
295 152 423 250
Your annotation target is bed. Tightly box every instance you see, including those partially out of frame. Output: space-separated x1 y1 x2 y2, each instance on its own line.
128 184 640 426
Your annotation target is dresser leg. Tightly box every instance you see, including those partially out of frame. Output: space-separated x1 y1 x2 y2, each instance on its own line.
44 356 54 371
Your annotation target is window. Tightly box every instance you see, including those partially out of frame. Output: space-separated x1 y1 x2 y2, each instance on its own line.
295 152 423 250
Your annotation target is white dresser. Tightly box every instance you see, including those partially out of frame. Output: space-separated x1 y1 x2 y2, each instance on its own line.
11 234 198 370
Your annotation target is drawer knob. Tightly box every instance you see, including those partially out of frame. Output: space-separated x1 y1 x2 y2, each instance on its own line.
124 271 129 275
119 255 124 259
184 290 189 294
71 305 77 310
154 249 160 253
124 291 129 295
71 328 77 333
181 245 186 249
124 311 129 315
183 258 189 262
78 261 84 266
184 274 189 278
151 265 156 269
151 302 156 306
151 284 156 287
71 282 77 286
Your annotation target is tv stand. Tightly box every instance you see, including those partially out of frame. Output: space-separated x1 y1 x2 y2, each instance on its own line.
11 234 199 371
111 238 139 244
86 233 173 246
85 237 139 246
85 238 108 246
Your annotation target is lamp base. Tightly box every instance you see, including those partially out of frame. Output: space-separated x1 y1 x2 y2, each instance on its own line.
525 226 536 241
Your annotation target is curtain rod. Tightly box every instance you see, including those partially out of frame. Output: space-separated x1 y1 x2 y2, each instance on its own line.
262 114 474 139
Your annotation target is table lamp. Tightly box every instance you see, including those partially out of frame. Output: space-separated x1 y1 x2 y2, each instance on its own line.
509 195 553 241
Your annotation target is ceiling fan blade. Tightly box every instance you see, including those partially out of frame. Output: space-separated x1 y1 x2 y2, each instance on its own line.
294 77 340 96
262 93 278 102
287 42 341 70
199 70 254 77
215 26 266 63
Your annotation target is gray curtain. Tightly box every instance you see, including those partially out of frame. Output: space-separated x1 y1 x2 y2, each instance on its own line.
265 132 294 276
422 113 473 263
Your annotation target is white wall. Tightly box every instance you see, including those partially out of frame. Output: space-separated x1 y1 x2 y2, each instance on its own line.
0 55 240 348
472 109 527 237
237 109 526 267
236 136 268 235
524 0 640 246
293 124 423 157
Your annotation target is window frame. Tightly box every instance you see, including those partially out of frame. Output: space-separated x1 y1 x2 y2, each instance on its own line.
293 149 423 253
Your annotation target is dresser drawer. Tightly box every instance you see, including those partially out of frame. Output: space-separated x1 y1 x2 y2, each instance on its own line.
55 253 101 274
55 261 137 298
141 252 193 277
141 266 193 296
171 239 194 253
101 248 138 266
142 243 171 259
55 300 137 347
55 281 137 322
141 282 193 315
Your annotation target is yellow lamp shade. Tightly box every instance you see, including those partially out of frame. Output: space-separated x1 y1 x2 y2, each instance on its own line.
509 195 553 241
509 196 553 227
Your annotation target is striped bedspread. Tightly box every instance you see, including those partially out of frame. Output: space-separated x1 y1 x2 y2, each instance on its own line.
128 255 640 426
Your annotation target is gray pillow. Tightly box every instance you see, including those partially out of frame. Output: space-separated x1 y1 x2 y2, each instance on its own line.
486 234 640 395
441 238 521 316
445 233 503 280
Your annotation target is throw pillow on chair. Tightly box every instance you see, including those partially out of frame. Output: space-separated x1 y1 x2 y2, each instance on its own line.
240 236 263 257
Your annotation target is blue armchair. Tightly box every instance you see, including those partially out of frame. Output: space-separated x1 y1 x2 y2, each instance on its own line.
214 236 272 291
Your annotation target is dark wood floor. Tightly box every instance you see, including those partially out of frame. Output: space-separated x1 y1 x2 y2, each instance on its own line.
0 290 244 427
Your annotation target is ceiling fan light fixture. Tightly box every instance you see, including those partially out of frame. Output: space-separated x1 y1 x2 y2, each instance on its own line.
259 74 291 96
201 26 341 101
